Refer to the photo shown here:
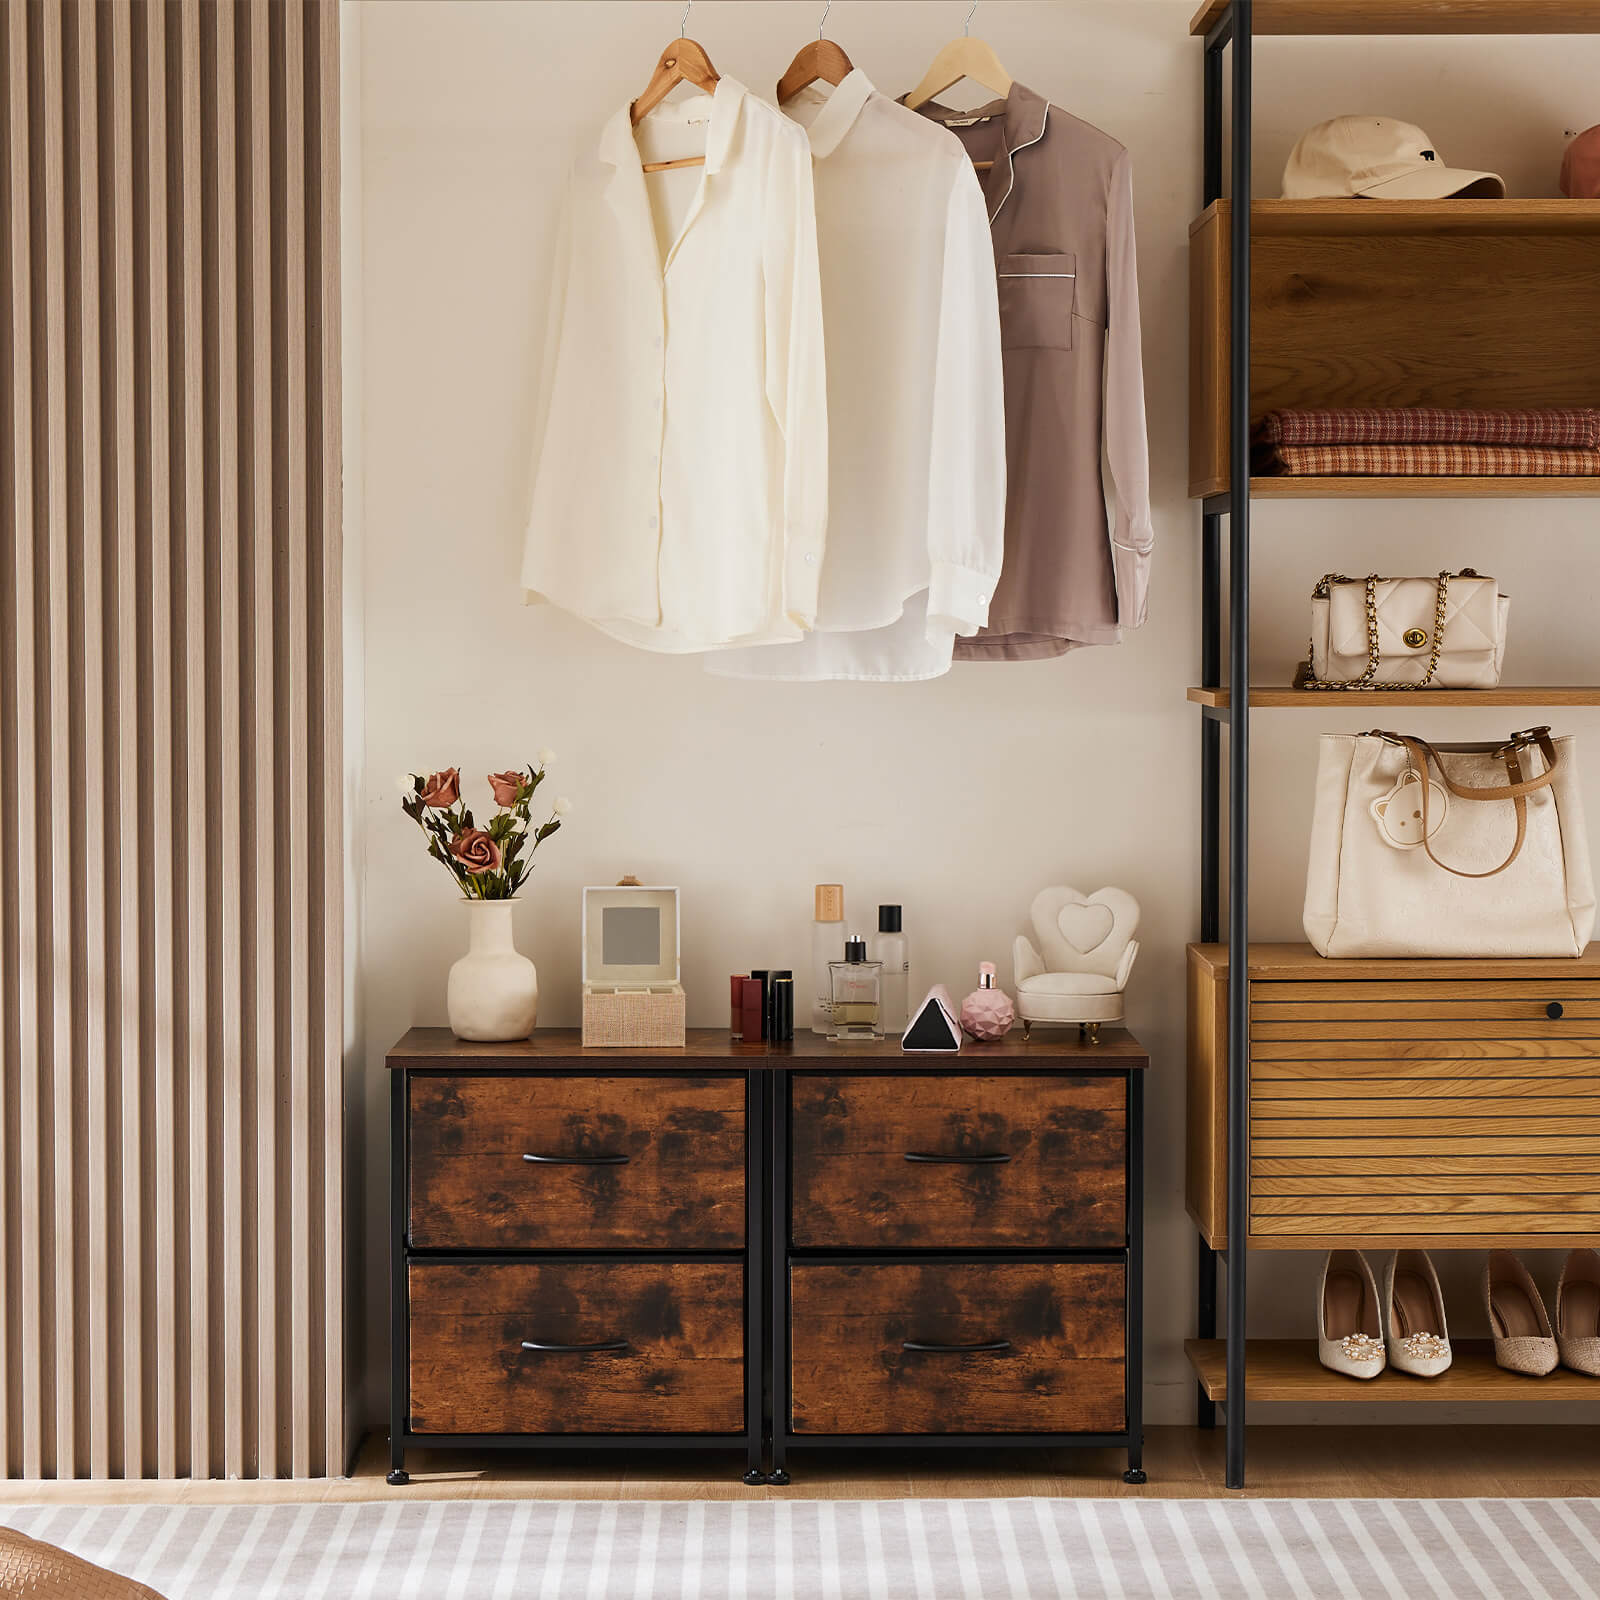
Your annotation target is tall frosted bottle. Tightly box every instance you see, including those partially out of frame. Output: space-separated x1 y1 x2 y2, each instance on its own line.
875 903 909 1036
811 884 845 1034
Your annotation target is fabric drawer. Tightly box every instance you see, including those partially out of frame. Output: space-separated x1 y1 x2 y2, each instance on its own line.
789 1261 1125 1435
408 1073 745 1250
407 1260 745 1435
789 1074 1125 1249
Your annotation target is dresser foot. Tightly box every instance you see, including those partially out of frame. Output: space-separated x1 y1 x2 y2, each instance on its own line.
743 1468 768 1486
1123 1468 1147 1485
768 1467 791 1486
386 1468 410 1486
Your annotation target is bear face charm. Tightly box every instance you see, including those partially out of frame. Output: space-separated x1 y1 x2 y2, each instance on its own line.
1371 769 1449 849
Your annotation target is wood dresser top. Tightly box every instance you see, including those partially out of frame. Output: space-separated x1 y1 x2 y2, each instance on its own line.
386 1027 1149 1070
1189 942 1600 981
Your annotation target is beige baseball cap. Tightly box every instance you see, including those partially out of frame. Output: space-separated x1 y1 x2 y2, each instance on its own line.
1283 115 1505 200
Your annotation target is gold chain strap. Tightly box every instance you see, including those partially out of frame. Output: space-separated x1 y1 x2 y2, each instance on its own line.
1298 570 1472 692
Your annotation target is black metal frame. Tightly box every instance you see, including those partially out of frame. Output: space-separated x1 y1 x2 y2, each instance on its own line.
1195 0 1252 1491
767 1064 1146 1486
386 1065 768 1486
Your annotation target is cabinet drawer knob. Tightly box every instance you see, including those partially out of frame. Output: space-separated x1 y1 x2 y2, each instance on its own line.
1547 1002 1565 1019
521 1152 630 1166
901 1338 1012 1355
903 1151 1012 1165
519 1338 629 1354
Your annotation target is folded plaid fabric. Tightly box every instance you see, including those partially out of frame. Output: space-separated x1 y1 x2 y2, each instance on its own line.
1254 407 1600 449
1254 441 1600 476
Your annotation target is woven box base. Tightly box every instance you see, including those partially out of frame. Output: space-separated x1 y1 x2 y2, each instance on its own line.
582 986 686 1048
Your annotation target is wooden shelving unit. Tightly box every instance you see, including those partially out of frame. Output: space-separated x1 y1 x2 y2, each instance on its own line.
1191 1 1600 35
1189 200 1600 501
1188 686 1600 708
1188 0 1600 1489
1185 1340 1600 1403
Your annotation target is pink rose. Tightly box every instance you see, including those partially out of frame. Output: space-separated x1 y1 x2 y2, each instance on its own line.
418 767 460 809
487 769 524 808
450 828 502 875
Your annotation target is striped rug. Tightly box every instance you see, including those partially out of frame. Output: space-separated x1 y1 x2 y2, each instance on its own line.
3 1497 1598 1599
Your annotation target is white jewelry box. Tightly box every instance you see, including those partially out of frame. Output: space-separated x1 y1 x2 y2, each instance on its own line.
581 883 686 1048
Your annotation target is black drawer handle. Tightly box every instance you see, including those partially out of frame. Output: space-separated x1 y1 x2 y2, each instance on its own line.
901 1338 1012 1355
520 1338 629 1354
522 1152 629 1166
903 1151 1012 1165
1547 1002 1565 1019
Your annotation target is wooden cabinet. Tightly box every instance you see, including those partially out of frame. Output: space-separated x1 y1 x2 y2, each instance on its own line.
389 1026 1147 1486
387 1030 764 1486
1188 943 1600 1249
772 1032 1148 1485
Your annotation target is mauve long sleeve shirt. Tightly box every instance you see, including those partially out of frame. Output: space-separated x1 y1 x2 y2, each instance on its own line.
908 84 1154 660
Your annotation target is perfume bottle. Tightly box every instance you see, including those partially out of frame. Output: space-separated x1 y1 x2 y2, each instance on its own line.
960 961 1016 1041
874 904 910 1036
811 884 845 1033
829 936 883 1040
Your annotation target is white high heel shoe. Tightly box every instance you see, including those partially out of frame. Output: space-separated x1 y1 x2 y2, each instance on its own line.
1382 1250 1452 1377
1318 1250 1385 1379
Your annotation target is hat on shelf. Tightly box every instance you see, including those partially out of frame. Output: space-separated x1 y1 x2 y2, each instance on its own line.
1282 115 1505 200
1561 124 1600 199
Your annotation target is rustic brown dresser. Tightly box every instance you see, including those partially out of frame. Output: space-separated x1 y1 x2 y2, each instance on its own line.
388 1026 1147 1484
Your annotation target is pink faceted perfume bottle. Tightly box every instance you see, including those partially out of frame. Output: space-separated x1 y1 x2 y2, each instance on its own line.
960 962 1015 1041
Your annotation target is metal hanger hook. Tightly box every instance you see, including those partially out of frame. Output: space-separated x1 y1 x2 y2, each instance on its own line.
818 0 832 39
679 0 692 36
964 0 978 35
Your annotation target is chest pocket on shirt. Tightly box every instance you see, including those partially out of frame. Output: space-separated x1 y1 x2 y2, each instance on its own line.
996 252 1077 350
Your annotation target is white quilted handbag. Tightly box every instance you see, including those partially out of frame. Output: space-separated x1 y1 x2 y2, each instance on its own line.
1301 570 1508 690
1304 727 1596 959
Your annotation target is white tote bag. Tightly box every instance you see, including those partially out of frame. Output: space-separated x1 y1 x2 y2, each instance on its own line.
1304 727 1596 959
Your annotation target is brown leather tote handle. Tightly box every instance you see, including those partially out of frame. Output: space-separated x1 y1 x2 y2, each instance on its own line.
1395 735 1557 880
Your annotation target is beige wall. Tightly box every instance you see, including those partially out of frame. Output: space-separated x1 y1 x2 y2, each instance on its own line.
354 0 1600 1426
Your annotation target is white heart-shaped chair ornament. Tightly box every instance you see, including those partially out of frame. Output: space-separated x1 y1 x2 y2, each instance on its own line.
1012 886 1140 1044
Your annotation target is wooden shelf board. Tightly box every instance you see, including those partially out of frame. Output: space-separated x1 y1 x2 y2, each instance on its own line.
1190 198 1600 239
1193 475 1600 500
1188 941 1600 980
1185 1338 1600 1402
1190 2 1600 37
1189 685 1600 708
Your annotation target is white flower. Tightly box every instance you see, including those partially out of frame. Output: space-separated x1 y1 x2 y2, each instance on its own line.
396 773 417 796
537 747 557 768
553 795 572 816
510 816 528 834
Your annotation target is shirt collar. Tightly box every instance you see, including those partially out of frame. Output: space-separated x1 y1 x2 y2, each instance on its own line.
901 80 1050 220
790 67 876 160
600 75 747 176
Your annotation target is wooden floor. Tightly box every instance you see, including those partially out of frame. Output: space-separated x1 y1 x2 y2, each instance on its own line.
0 1427 1594 1504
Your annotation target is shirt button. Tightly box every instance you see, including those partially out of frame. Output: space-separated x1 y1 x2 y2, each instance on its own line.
652 397 661 411
804 553 817 565
978 592 989 604
653 335 663 349
648 514 658 529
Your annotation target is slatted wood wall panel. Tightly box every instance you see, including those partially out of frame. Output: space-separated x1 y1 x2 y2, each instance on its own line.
0 0 342 1479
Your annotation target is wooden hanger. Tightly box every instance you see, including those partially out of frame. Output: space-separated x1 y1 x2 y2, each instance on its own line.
632 2 720 174
903 2 1013 170
776 2 853 105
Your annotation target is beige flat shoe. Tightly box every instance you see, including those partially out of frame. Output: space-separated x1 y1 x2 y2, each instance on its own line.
1383 1249 1452 1377
1318 1249 1385 1379
1556 1248 1600 1376
1484 1250 1558 1376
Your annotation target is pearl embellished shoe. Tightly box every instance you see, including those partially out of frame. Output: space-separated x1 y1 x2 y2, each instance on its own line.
1556 1248 1600 1377
1382 1250 1452 1377
1484 1251 1558 1377
1318 1250 1386 1379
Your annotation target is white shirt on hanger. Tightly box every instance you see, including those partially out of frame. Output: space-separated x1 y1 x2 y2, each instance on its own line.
522 78 828 654
708 69 1005 683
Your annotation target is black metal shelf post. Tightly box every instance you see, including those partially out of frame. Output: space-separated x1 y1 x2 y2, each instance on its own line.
1196 0 1251 1491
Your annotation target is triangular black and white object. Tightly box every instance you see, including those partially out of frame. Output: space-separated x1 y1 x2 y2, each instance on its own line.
901 985 962 1053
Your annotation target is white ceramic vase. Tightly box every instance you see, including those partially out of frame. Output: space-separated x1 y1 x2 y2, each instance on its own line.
447 899 538 1041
